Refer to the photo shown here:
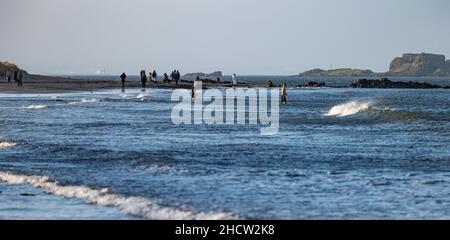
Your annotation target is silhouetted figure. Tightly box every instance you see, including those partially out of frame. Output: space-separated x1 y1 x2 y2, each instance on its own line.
217 77 220 83
163 73 169 84
175 70 181 86
196 76 200 81
13 70 18 83
140 70 147 90
120 72 127 92
281 83 287 104
152 70 157 83
191 83 196 103
17 70 23 87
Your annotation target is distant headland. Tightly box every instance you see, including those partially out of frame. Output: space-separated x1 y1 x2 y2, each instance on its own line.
299 53 450 77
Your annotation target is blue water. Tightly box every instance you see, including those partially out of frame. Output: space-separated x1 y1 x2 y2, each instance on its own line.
1 77 450 219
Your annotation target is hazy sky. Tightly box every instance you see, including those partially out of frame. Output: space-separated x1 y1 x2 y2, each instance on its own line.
1 0 449 75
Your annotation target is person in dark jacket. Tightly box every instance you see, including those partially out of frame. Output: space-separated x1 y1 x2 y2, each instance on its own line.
140 70 147 90
17 70 23 87
152 70 157 83
120 72 127 92
175 70 181 86
163 73 169 84
13 70 18 83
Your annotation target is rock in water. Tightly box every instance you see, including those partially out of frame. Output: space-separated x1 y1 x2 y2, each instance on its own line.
350 78 440 89
264 80 273 87
389 53 449 76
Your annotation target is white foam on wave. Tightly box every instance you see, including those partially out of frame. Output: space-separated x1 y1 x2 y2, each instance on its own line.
0 142 17 149
22 105 48 109
136 92 150 101
68 98 99 105
0 171 237 220
325 101 374 117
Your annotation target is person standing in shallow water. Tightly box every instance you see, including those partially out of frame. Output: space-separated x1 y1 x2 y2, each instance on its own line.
140 70 147 90
281 83 287 104
120 72 127 92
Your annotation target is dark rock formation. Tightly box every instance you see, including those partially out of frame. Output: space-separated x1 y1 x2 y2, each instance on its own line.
306 81 326 87
264 80 273 87
389 53 450 76
350 78 440 89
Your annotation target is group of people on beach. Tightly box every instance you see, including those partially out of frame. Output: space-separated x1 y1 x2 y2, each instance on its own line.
118 71 288 104
119 69 182 91
3 69 23 87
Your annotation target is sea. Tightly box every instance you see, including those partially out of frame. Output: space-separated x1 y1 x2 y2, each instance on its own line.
0 76 450 219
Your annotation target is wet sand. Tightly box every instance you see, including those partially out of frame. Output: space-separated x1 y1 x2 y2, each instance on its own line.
0 75 250 93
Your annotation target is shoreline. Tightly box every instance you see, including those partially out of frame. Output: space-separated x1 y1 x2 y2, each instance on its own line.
0 74 253 94
0 75 449 94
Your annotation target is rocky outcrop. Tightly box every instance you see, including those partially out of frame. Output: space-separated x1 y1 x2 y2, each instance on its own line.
300 68 375 77
388 53 450 76
184 71 223 78
350 78 440 89
306 81 326 87
0 61 26 76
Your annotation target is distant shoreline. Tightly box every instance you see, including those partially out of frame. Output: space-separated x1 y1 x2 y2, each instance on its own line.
0 74 449 94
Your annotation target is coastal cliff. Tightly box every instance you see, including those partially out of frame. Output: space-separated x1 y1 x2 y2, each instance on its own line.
388 53 450 76
0 61 26 75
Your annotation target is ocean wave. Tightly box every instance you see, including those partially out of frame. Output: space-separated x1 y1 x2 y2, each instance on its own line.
0 171 237 220
0 142 17 149
136 92 150 101
68 99 99 105
22 105 48 109
325 101 375 117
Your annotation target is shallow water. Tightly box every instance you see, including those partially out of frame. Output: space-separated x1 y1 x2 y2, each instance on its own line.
0 84 450 219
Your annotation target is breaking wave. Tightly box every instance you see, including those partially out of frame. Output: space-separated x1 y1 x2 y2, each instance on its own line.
22 105 48 109
0 142 17 149
325 101 374 117
68 99 99 105
324 100 419 121
136 92 150 101
0 171 237 220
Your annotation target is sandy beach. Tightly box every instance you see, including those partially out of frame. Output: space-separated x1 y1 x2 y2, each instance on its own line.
0 74 248 94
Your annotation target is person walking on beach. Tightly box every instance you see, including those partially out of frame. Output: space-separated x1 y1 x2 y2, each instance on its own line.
13 69 18 83
140 70 147 90
120 72 127 92
17 70 23 87
281 83 287 104
5 69 11 82
152 70 157 83
232 73 237 86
